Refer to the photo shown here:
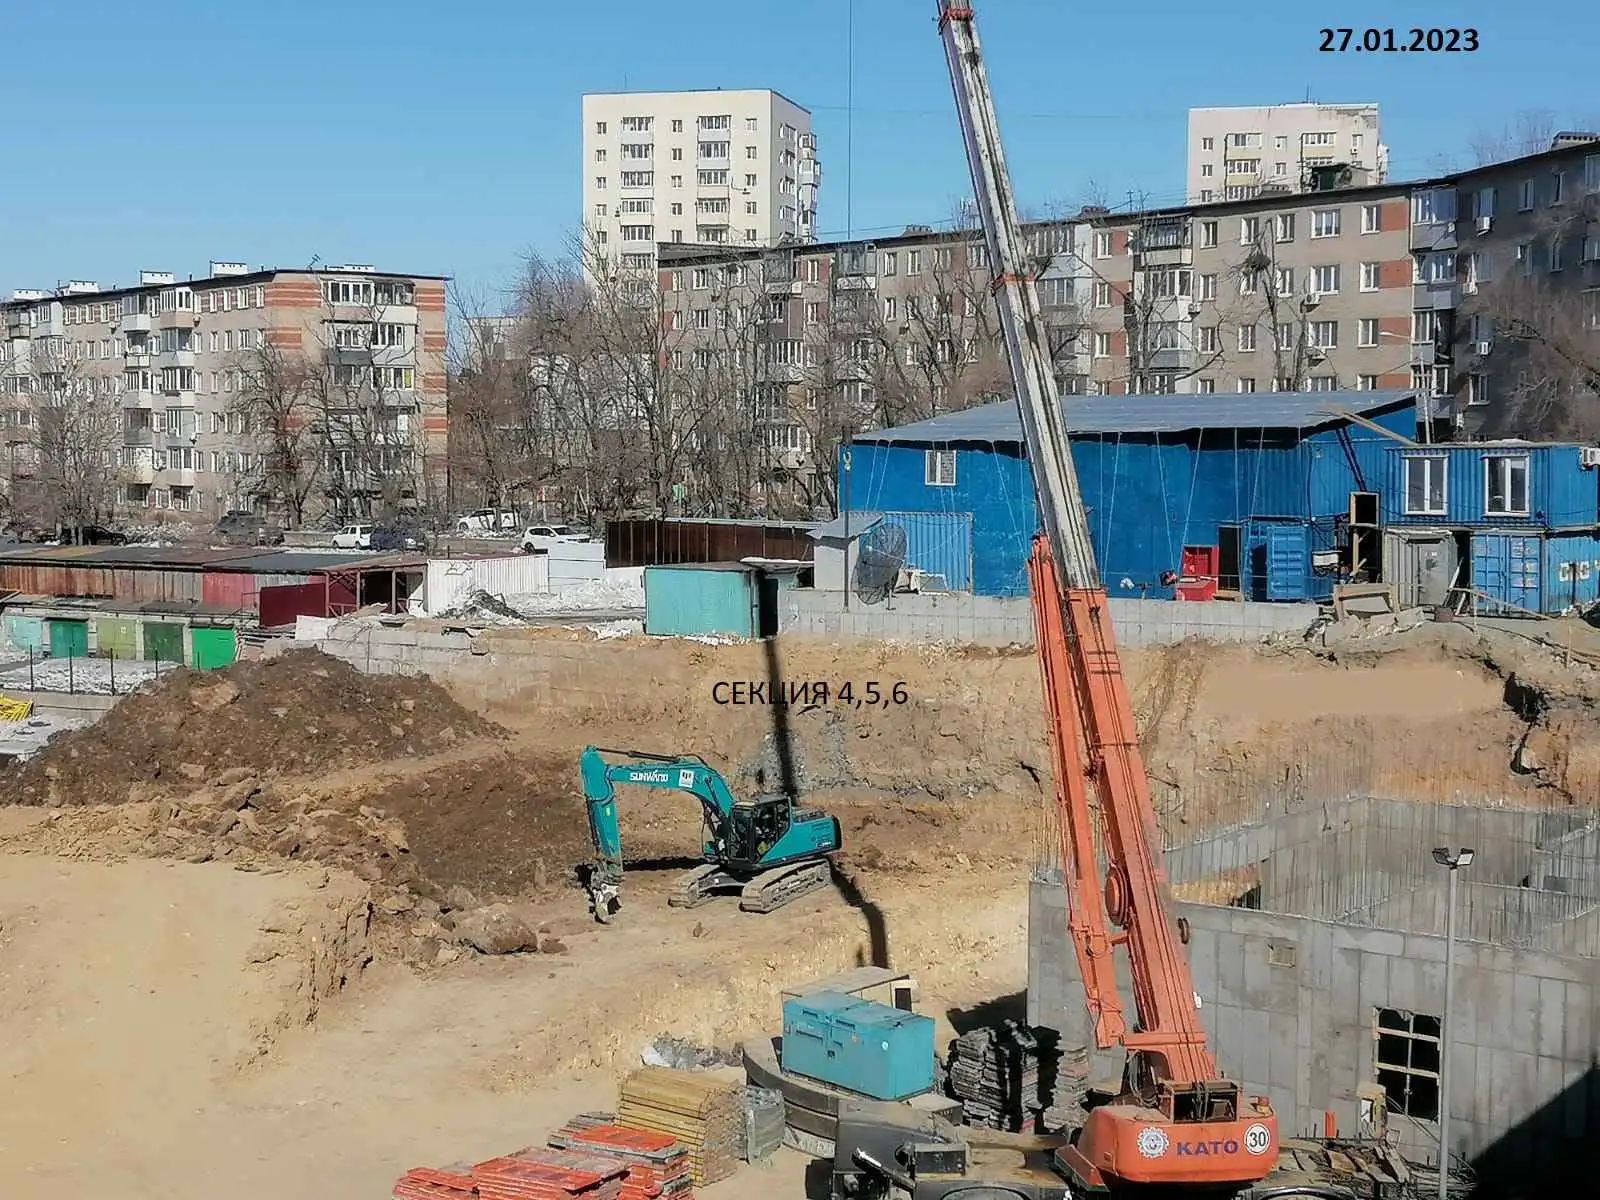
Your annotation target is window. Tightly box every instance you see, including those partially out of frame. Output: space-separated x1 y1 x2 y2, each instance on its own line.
1201 136 1214 151
1552 171 1567 204
594 148 607 162
1237 377 1256 393
1229 132 1261 148
1275 267 1295 296
1485 455 1529 516
698 114 730 131
1093 332 1111 358
1201 164 1213 178
1309 320 1338 349
925 449 956 487
1356 374 1379 390
1200 220 1218 248
1312 208 1342 238
1361 204 1381 234
1197 326 1219 353
745 145 759 160
1276 323 1296 351
1093 281 1112 307
1308 375 1337 391
697 169 728 185
1144 267 1192 299
906 249 922 275
1038 277 1072 306
1228 158 1261 176
1094 230 1112 258
619 225 653 242
323 279 374 306
1276 213 1295 242
1239 271 1258 295
1518 179 1535 211
620 143 652 160
595 175 607 189
1587 154 1600 191
698 141 729 159
1303 131 1335 147
1360 261 1381 291
1240 216 1260 244
1237 325 1257 352
1196 378 1216 394
1199 273 1217 300
595 121 607 135
1312 264 1340 294
1403 458 1447 516
1412 189 1456 224
1375 1008 1441 1121
1473 187 1496 220
1549 239 1565 273
1467 373 1490 407
1358 318 1379 347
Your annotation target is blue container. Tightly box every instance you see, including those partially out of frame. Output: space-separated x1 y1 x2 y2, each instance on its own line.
780 990 936 1100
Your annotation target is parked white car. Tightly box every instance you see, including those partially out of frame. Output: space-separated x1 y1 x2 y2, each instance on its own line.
332 523 373 550
520 524 589 554
454 509 518 536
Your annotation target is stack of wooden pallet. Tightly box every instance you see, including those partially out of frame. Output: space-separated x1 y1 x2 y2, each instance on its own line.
548 1119 695 1199
615 1068 742 1187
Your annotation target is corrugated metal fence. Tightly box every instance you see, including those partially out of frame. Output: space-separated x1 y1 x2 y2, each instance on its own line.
605 519 817 568
869 510 974 592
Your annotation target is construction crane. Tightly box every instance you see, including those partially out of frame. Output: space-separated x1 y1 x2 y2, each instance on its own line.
578 746 842 922
934 2 1279 1191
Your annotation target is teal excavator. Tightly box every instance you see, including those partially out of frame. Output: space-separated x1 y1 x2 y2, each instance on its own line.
579 745 843 923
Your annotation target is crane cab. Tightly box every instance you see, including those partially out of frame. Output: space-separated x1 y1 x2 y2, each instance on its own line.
724 797 842 872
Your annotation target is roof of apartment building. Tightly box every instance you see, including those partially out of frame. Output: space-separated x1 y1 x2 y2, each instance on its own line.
855 388 1417 444
658 137 1600 271
2 265 449 309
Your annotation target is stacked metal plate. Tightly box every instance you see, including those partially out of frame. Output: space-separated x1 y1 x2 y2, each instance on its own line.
740 1087 786 1163
945 1022 1076 1133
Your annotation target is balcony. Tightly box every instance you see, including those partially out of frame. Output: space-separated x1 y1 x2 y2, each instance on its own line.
1410 340 1436 366
1412 281 1459 311
160 466 196 488
154 349 196 369
31 314 64 337
118 312 153 333
761 362 804 384
123 389 158 409
124 351 152 368
155 308 198 330
1410 221 1458 253
123 426 154 448
1146 348 1196 372
121 462 155 485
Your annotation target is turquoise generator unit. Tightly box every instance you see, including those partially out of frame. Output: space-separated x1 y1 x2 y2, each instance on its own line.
780 990 936 1101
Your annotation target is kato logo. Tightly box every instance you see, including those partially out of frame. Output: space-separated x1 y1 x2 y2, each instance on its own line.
1136 1127 1169 1158
1244 1123 1272 1155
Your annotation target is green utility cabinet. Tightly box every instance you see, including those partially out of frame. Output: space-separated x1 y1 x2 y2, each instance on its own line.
47 619 89 658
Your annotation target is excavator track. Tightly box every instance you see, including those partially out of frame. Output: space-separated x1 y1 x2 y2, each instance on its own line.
667 863 740 909
738 859 833 913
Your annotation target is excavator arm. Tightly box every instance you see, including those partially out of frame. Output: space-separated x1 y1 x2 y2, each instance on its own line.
935 2 1278 1190
579 746 737 921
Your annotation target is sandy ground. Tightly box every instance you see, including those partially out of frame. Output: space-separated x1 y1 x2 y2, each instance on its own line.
1 621 1596 1198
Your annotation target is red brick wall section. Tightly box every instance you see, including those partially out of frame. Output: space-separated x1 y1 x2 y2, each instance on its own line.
423 415 448 433
1380 199 1410 233
421 371 447 392
265 328 303 349
1379 260 1413 290
1110 329 1128 356
421 329 446 353
1378 315 1410 341
1111 230 1130 256
414 282 446 313
264 279 323 309
1378 371 1414 389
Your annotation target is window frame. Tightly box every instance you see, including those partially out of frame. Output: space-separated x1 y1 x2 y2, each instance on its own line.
1403 455 1448 517
924 449 956 487
1484 454 1530 517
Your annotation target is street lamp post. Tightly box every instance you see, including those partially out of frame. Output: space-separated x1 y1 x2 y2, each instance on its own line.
1432 846 1475 1199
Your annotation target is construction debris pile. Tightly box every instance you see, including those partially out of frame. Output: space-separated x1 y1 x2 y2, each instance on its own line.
616 1067 744 1187
944 1022 1085 1133
3 649 505 807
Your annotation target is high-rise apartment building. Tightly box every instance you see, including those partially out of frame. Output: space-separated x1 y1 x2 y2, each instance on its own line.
1187 104 1388 204
0 262 448 526
580 89 820 278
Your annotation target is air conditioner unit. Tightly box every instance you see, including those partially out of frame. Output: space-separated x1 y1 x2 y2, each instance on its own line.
1474 340 1493 355
1580 446 1600 469
1476 215 1493 233
1301 293 1321 310
1307 346 1327 362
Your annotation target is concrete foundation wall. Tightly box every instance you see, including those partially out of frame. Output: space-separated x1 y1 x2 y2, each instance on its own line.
778 589 1318 648
1029 877 1600 1178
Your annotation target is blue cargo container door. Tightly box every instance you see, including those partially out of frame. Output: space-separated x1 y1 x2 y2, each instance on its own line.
1247 522 1309 601
1472 533 1542 614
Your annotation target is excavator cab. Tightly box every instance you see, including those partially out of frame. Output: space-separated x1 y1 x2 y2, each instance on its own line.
723 797 792 870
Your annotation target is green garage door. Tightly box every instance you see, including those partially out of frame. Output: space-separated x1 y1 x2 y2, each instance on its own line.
190 627 237 671
47 619 89 659
142 621 185 664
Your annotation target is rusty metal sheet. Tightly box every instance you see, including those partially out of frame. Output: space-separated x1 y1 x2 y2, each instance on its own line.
604 519 817 568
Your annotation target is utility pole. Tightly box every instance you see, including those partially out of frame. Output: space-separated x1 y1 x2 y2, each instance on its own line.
841 427 852 609
1432 845 1475 1200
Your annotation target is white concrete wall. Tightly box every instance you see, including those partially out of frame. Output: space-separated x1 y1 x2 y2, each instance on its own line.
778 588 1318 647
421 555 549 615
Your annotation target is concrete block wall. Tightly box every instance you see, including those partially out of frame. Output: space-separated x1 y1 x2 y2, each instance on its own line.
1030 878 1600 1183
779 589 1319 648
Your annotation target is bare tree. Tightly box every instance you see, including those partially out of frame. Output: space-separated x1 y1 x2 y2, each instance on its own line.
445 285 536 511
229 341 324 526
1470 111 1562 168
0 343 121 538
1469 177 1600 436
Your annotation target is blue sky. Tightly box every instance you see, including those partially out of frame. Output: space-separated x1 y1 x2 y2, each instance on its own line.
0 0 1586 307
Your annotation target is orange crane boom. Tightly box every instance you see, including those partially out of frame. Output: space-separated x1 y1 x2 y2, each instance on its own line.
935 1 1279 1190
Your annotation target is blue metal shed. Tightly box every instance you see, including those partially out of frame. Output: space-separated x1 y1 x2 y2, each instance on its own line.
843 390 1419 601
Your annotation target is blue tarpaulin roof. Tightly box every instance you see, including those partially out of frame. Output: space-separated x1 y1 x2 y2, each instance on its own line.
854 389 1416 445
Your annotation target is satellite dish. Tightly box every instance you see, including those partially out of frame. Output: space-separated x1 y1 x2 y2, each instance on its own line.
854 521 907 604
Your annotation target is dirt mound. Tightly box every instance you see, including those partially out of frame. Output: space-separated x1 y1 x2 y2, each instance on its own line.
2 649 506 808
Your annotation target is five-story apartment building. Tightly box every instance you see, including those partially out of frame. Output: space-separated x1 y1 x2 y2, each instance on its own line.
0 263 448 525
